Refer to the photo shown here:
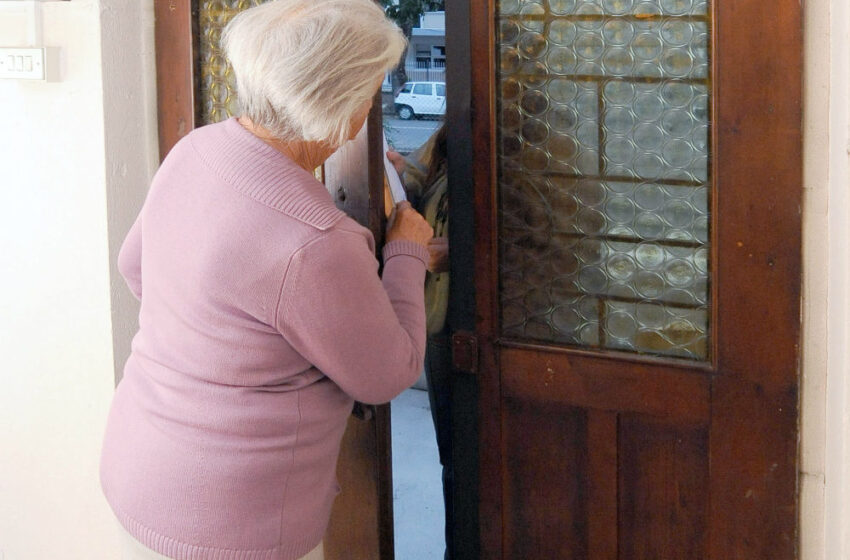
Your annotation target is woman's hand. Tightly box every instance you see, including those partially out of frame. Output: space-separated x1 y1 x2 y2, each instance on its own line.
427 237 449 273
386 201 433 248
386 150 406 177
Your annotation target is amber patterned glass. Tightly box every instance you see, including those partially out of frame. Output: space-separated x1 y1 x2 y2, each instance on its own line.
497 0 711 360
199 0 271 124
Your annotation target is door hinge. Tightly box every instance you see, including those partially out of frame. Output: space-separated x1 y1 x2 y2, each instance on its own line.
452 331 479 375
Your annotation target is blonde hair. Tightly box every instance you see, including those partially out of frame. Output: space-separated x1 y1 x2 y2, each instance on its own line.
222 0 405 147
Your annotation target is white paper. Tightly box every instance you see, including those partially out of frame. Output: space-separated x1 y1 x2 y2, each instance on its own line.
383 134 407 204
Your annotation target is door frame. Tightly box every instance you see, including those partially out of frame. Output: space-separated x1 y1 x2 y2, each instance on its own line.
462 0 803 557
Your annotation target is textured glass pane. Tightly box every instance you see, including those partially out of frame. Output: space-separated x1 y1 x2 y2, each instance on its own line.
496 0 712 360
199 0 271 125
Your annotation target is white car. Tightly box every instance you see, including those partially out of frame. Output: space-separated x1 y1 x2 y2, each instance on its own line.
394 81 446 120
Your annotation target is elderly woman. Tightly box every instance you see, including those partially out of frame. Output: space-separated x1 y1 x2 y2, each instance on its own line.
99 2 432 559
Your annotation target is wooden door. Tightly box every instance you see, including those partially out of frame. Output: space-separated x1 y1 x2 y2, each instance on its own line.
461 0 802 557
154 3 392 558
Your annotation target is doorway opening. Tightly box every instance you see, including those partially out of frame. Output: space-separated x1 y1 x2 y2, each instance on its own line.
381 5 451 559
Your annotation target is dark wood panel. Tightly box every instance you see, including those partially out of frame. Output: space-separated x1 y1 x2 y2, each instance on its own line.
708 377 798 559
502 398 588 559
501 347 710 424
587 410 618 560
618 415 709 559
154 0 200 161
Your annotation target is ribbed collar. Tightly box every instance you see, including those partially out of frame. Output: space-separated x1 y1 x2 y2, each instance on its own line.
190 117 347 231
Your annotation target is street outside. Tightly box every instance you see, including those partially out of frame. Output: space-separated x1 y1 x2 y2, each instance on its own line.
381 92 442 155
383 117 442 155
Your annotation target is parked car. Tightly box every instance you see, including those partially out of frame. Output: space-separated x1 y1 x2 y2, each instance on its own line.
394 81 446 120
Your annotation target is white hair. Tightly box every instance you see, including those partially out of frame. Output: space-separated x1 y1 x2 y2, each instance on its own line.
222 0 405 148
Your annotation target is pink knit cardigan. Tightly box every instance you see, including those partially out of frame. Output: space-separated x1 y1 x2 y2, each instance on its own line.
100 117 429 559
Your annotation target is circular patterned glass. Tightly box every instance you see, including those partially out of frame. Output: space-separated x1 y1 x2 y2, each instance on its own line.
501 78 522 101
662 82 694 107
519 2 546 32
634 153 665 179
660 0 694 15
547 0 577 15
579 266 608 292
635 271 665 298
499 0 521 14
501 134 523 158
661 48 694 77
635 244 665 270
603 19 635 46
521 146 550 172
576 208 607 235
607 253 637 280
604 81 636 105
552 306 584 334
661 109 694 138
575 3 604 31
546 47 578 74
606 137 636 164
661 19 694 47
548 133 579 160
521 61 549 87
633 33 663 61
520 90 550 115
605 107 635 134
547 105 579 131
519 32 548 58
522 118 550 144
665 259 696 287
663 199 695 227
501 104 522 129
603 48 634 75
500 19 521 43
634 183 665 210
607 312 638 339
575 33 605 60
500 47 521 73
633 92 664 121
634 1 662 16
634 212 665 238
547 78 578 103
662 138 695 168
575 180 606 206
606 196 637 223
633 123 664 150
548 19 577 45
602 0 635 15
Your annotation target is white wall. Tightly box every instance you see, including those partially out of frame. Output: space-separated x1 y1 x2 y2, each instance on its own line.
801 0 850 558
0 1 156 558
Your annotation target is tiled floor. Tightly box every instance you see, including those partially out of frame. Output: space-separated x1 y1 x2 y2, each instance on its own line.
391 388 445 559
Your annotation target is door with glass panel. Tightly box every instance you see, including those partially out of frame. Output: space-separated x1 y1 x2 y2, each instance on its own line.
463 0 802 557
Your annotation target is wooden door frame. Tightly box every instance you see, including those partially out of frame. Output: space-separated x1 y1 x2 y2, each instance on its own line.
466 0 803 558
153 3 395 558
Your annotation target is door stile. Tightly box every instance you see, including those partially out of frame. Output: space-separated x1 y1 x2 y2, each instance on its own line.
154 0 200 161
710 0 802 556
469 0 502 557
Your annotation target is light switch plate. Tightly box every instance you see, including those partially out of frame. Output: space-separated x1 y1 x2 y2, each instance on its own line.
0 47 58 81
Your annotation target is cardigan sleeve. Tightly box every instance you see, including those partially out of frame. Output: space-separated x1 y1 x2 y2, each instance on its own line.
275 229 430 404
117 212 143 300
